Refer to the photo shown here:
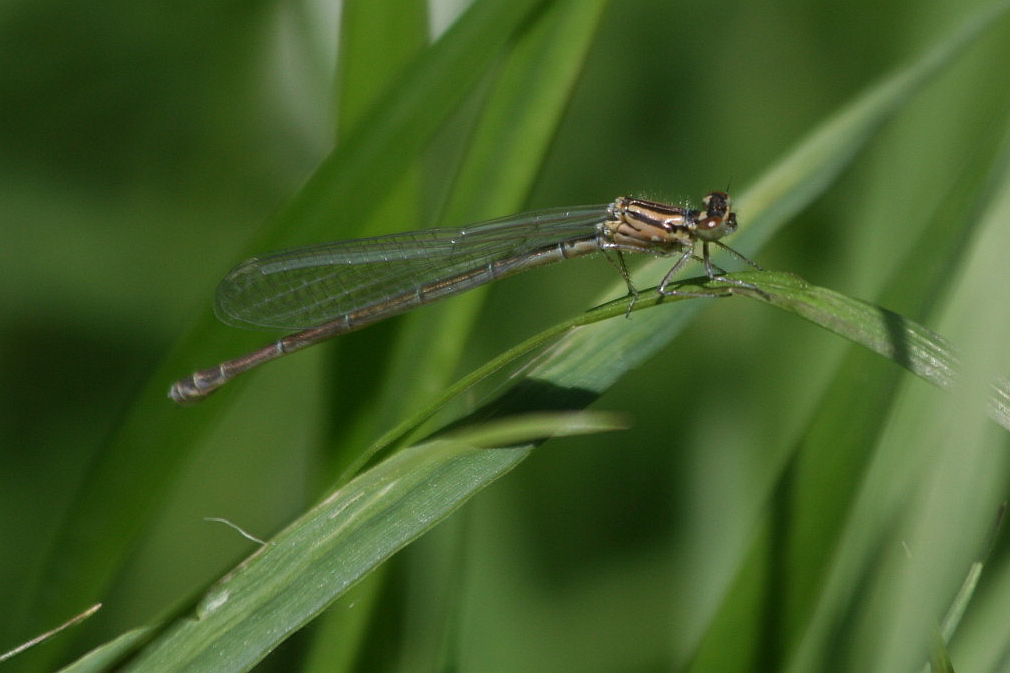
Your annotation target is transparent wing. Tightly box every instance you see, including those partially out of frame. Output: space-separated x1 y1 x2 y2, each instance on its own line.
215 204 611 330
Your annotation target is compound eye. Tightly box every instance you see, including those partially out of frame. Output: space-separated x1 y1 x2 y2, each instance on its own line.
701 191 730 219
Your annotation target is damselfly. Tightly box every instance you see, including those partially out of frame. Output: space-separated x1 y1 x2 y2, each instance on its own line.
169 191 758 404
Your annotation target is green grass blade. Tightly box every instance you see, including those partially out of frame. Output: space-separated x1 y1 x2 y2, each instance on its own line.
55 628 151 673
111 413 622 673
728 271 1010 430
334 1 428 137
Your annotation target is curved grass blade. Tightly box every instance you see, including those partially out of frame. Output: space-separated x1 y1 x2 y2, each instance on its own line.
112 412 623 673
726 271 1010 431
56 628 151 673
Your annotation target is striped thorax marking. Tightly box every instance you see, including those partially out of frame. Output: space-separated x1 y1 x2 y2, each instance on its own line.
603 197 695 252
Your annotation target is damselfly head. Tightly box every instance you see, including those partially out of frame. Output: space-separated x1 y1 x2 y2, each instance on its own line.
694 191 737 242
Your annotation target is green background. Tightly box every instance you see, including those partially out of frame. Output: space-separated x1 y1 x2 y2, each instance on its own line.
3 0 1010 671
